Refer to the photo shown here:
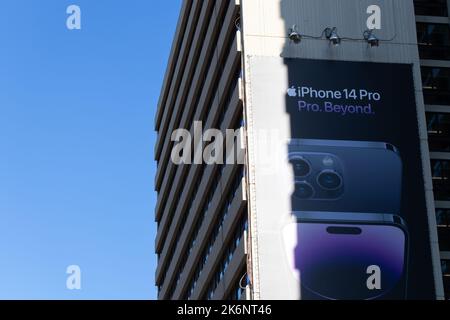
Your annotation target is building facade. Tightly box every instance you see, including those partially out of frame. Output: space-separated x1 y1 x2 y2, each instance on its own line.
155 0 449 300
154 0 246 300
416 0 450 300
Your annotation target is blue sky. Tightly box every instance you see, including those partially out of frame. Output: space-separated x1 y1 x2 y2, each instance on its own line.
0 0 181 299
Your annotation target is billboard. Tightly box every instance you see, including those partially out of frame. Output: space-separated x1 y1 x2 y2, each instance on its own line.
246 57 435 300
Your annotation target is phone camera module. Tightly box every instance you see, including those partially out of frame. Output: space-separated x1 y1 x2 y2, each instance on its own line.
317 170 343 190
294 181 315 199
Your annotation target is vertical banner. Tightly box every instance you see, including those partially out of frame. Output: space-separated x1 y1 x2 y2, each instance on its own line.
247 57 435 300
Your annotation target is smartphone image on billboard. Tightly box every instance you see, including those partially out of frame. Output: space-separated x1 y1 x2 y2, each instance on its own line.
283 212 409 300
285 139 408 299
288 139 403 216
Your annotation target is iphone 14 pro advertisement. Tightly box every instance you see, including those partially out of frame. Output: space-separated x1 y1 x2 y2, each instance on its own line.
283 59 434 300
246 57 435 300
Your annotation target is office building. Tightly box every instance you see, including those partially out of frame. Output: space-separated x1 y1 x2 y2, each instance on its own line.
416 0 450 300
154 0 246 300
155 0 449 300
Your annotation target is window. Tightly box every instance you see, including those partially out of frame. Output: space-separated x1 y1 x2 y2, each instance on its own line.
417 23 450 60
426 112 450 152
431 160 450 201
442 260 450 300
414 0 448 16
437 209 450 251
437 208 450 227
422 67 450 105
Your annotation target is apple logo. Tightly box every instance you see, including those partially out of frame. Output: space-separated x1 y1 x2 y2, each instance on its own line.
287 86 297 97
322 156 335 167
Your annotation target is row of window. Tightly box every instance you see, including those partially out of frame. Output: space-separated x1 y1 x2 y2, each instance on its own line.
158 52 239 272
416 12 450 300
156 0 234 232
158 163 206 293
183 166 245 300
165 112 244 299
155 0 193 149
164 163 223 298
202 215 248 300
155 0 207 178
414 4 450 299
156 0 217 245
185 7 237 132
157 34 241 295
417 22 450 151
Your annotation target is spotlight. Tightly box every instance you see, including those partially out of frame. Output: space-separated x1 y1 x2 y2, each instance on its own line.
364 30 379 47
325 27 341 46
288 25 302 44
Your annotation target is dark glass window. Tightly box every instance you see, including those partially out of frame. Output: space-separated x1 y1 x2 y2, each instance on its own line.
442 260 450 299
431 160 450 201
422 67 450 105
414 0 448 16
437 209 450 251
437 208 450 227
426 112 450 152
417 23 450 60
443 260 450 275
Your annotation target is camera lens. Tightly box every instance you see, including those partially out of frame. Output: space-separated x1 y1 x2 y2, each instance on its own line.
294 181 314 199
317 171 343 190
290 157 311 177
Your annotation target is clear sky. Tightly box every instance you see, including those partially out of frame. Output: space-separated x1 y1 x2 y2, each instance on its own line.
0 0 181 299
